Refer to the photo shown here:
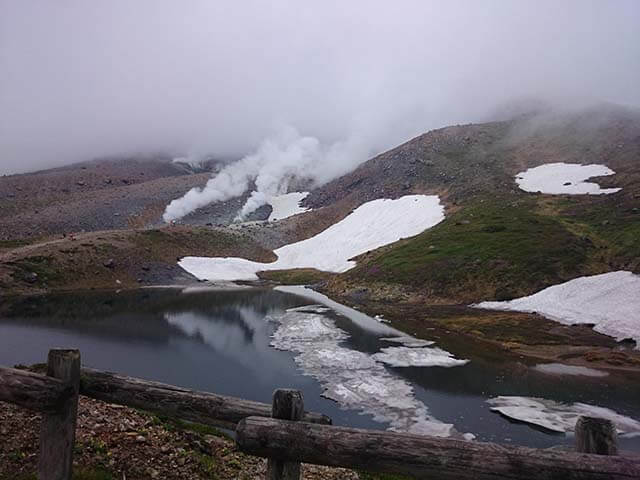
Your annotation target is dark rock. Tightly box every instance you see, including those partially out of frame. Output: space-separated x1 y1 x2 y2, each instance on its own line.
24 272 38 284
618 338 637 348
103 258 115 269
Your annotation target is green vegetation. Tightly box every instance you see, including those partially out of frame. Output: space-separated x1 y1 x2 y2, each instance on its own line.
257 268 334 285
151 414 230 440
194 452 220 479
9 255 61 285
0 239 28 249
342 192 639 303
72 469 114 480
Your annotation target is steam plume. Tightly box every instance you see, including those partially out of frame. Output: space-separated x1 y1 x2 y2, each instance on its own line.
163 126 370 222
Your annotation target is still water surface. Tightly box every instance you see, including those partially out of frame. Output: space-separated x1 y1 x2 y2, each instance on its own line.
1 287 638 450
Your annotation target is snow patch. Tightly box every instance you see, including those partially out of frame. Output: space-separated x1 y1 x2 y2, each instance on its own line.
474 271 640 347
179 195 445 281
268 192 310 221
269 308 470 438
533 363 608 377
515 163 621 195
487 396 640 436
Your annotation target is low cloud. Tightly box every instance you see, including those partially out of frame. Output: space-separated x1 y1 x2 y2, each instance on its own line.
1 0 639 179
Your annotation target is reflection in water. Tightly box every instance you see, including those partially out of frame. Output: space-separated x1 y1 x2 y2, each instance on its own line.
1 287 640 451
164 308 293 381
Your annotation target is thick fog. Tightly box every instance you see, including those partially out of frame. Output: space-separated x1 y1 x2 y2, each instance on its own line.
2 0 639 185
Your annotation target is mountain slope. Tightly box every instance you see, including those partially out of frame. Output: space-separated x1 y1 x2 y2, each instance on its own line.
315 105 640 303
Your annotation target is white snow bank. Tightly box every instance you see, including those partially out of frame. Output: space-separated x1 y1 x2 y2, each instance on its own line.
268 192 310 221
180 195 444 281
533 363 608 377
269 308 470 438
515 163 621 195
373 346 469 367
487 396 640 436
474 271 640 347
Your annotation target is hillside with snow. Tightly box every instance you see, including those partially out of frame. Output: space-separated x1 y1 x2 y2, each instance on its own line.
2 106 640 356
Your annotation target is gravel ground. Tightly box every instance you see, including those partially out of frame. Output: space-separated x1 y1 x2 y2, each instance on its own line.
0 396 360 480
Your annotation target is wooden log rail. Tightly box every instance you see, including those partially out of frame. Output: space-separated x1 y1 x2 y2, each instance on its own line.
236 416 640 480
0 365 74 412
1 350 81 480
79 367 331 429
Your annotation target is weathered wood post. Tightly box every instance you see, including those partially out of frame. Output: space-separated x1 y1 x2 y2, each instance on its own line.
575 416 618 456
38 349 81 480
267 389 303 480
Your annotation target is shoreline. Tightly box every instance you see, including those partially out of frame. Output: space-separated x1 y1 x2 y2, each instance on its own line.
3 279 640 378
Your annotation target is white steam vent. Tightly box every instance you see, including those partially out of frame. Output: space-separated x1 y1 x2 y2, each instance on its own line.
163 126 369 222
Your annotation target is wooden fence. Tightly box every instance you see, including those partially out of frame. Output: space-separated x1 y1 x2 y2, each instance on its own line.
1 348 640 480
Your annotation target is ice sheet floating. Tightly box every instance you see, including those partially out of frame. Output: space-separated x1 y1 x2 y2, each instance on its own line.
268 192 310 221
179 195 445 281
269 306 470 438
475 271 640 347
373 346 469 367
533 363 608 378
515 163 621 195
487 396 640 436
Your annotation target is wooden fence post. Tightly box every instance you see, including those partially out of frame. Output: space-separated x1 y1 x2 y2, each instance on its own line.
38 349 81 480
267 389 303 480
575 416 618 456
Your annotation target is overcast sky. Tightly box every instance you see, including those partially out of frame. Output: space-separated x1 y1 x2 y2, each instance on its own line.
1 0 639 175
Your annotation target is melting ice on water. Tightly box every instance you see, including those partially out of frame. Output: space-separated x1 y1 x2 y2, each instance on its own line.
268 305 472 439
487 396 640 437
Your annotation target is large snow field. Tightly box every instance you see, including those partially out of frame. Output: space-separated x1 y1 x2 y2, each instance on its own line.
515 163 621 194
475 271 640 347
179 195 445 281
267 192 310 221
487 396 640 436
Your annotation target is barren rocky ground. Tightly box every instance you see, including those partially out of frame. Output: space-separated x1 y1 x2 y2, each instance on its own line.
0 395 359 480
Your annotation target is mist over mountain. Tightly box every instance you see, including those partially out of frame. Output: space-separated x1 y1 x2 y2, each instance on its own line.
2 0 639 177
